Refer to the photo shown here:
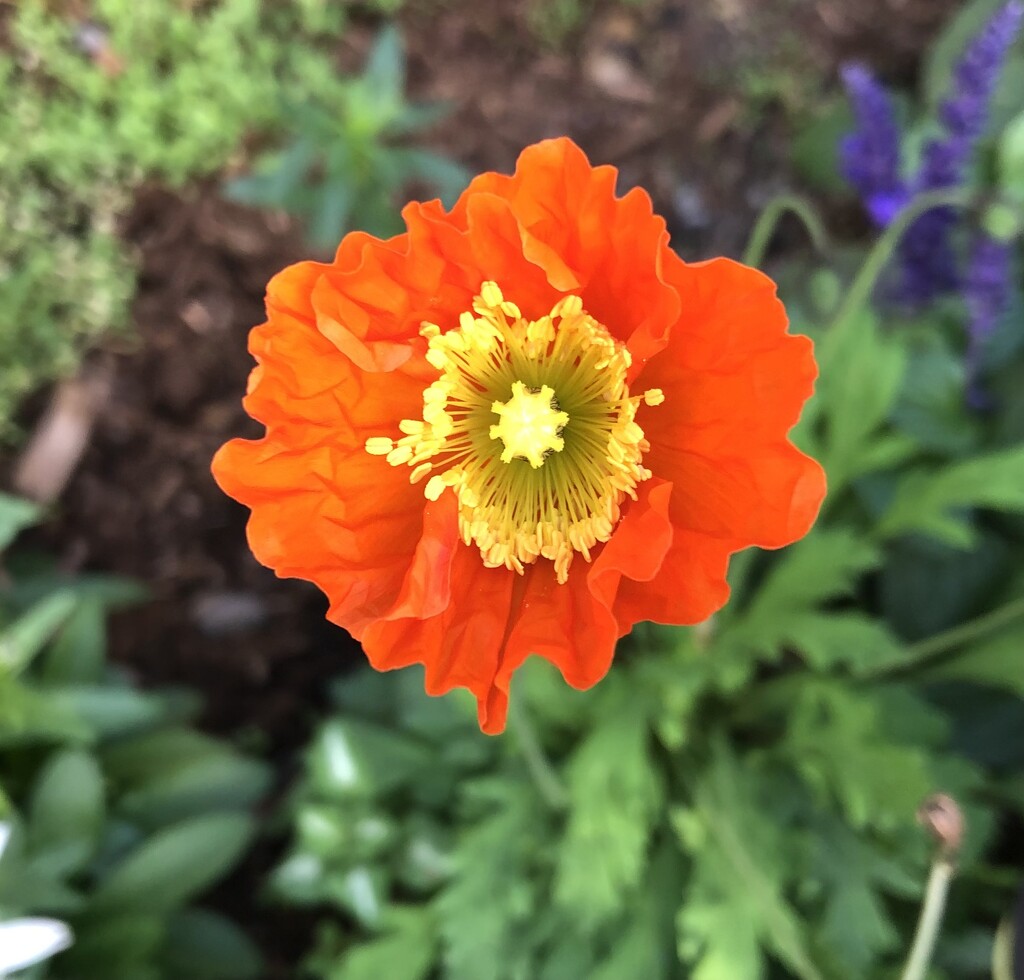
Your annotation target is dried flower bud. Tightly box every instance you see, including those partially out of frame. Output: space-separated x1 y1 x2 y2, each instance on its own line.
917 793 965 857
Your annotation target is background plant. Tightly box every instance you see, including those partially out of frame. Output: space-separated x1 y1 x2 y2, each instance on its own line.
225 25 469 248
0 495 270 980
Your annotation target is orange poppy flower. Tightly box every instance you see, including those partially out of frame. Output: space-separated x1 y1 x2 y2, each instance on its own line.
213 137 825 734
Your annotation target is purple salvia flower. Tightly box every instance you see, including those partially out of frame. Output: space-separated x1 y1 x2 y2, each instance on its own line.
964 234 1013 408
898 1 1024 306
838 63 909 227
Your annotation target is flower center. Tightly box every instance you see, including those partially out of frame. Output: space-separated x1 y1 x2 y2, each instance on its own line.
490 382 568 467
365 282 663 583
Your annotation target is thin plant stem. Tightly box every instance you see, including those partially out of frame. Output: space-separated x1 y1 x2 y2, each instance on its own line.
828 187 973 335
866 594 1024 678
899 858 956 980
742 194 828 268
508 695 567 811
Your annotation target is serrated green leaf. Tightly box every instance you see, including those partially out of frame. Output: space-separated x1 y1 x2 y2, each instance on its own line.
891 332 978 454
327 906 435 980
554 698 661 929
716 529 886 669
782 611 905 673
89 813 254 914
782 680 936 830
435 784 544 980
815 309 908 495
28 748 105 878
877 446 1024 546
801 814 916 977
673 742 824 980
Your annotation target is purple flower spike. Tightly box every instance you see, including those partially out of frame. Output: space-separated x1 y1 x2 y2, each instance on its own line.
839 63 909 228
939 0 1024 157
898 1 1024 307
964 234 1013 407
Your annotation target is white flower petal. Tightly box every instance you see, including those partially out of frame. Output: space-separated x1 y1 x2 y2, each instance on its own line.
0 824 11 862
0 917 73 974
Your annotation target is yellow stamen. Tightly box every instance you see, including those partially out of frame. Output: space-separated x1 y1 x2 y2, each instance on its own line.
364 282 664 584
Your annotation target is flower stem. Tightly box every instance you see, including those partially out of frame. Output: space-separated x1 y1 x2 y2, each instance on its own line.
828 187 973 334
508 695 567 810
868 594 1024 677
742 194 828 268
900 857 956 980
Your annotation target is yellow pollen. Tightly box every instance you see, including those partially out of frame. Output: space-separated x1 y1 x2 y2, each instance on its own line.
489 382 569 468
364 282 664 584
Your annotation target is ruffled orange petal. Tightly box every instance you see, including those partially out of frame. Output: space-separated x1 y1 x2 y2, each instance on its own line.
213 260 440 636
358 479 674 734
624 255 826 625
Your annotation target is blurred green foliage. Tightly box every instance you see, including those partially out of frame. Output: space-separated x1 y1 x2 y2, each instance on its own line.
0 0 461 441
226 26 469 248
0 494 269 979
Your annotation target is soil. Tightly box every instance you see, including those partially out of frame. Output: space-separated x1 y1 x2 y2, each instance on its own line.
14 0 962 974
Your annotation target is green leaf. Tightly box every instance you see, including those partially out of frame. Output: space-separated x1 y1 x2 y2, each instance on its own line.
877 446 1024 546
791 99 856 194
554 697 661 929
327 907 436 980
362 26 405 106
100 727 225 783
880 531 1010 640
116 753 270 828
802 815 916 977
48 685 169 738
890 332 978 454
674 742 824 980
58 912 167 977
28 748 105 878
716 529 893 671
89 813 255 914
814 309 908 495
0 591 77 677
435 783 544 980
307 719 434 801
162 908 263 979
0 493 41 551
0 677 91 745
39 599 107 684
781 680 937 830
